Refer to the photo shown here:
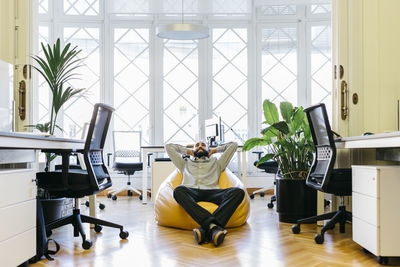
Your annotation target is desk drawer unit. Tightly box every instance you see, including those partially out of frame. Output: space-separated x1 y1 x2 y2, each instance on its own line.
0 169 37 208
352 165 400 258
0 169 37 266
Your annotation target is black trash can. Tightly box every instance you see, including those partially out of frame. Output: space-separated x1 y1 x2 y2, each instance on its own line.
40 198 66 224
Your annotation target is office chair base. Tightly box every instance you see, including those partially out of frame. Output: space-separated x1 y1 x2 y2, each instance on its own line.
109 184 150 200
250 186 273 199
292 205 352 244
84 200 105 210
46 207 128 249
267 195 276 209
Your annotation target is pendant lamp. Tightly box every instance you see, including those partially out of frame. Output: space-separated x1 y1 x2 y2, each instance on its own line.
156 0 209 40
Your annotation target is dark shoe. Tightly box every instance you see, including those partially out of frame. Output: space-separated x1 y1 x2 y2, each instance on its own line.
193 227 207 244
210 226 227 247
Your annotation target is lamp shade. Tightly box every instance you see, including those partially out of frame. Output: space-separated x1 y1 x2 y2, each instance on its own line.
157 23 209 40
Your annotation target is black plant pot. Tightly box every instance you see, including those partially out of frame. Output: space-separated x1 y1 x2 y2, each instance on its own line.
276 175 317 223
40 198 66 225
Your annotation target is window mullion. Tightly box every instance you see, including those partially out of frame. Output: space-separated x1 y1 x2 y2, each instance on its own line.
297 5 307 107
152 23 164 145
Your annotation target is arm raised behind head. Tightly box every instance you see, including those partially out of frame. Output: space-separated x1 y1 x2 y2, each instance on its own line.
165 143 192 173
215 142 238 171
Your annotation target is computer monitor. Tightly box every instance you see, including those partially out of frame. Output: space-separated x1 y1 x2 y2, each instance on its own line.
205 117 225 146
205 123 218 146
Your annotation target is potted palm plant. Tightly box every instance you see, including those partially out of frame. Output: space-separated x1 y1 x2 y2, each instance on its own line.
28 38 85 136
243 99 317 223
28 38 85 225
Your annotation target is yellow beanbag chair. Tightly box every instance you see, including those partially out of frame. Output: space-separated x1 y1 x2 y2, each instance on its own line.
154 168 250 230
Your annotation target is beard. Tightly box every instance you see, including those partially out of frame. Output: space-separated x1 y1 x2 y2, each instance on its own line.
193 148 209 158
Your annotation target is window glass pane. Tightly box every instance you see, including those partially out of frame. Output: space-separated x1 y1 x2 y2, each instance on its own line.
212 28 248 144
110 0 149 14
311 24 332 115
63 0 100 16
261 25 297 107
39 0 49 15
162 0 198 13
63 26 100 138
163 40 199 144
310 4 331 15
259 5 296 16
213 0 249 14
37 25 50 124
113 28 150 145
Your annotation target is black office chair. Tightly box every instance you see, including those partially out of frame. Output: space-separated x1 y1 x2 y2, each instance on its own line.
55 123 105 210
37 103 129 250
291 103 352 244
107 131 148 200
251 151 279 208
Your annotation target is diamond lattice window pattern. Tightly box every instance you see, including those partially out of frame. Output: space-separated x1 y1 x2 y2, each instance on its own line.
63 0 100 16
212 28 248 144
113 28 151 145
163 39 199 144
63 27 100 138
261 26 297 106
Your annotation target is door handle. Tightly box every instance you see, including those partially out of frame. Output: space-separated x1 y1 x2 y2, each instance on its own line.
18 80 26 120
341 80 348 120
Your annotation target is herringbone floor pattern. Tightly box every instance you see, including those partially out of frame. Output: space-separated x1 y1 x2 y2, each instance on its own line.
30 195 400 266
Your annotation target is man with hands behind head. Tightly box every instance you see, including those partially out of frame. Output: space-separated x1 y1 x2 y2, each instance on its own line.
165 141 244 247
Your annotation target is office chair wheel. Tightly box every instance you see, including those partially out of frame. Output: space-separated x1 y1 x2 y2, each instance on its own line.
127 190 133 197
107 193 112 198
112 195 117 201
46 230 53 237
82 239 92 250
291 224 300 234
260 192 265 197
267 202 274 209
139 195 143 200
94 224 103 233
85 200 90 207
250 194 255 199
377 256 389 265
314 234 324 244
119 230 129 239
99 203 105 210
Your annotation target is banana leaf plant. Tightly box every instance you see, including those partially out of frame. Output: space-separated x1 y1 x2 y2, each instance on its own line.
243 100 314 179
26 38 85 135
26 38 85 165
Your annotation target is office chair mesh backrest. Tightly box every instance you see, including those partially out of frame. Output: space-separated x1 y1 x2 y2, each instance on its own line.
83 103 115 192
304 103 336 191
113 131 142 164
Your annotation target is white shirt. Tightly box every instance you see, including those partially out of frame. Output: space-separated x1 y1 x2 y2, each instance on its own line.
165 142 238 189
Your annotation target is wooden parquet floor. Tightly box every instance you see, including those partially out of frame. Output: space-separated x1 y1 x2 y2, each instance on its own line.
30 195 400 267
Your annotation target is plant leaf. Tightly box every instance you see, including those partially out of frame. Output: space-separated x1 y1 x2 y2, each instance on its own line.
243 137 272 151
280 102 293 123
257 153 275 166
263 99 279 125
271 121 289 135
291 107 306 133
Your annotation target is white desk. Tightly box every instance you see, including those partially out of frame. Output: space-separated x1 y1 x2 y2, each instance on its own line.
0 132 84 267
141 145 247 204
336 131 400 149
